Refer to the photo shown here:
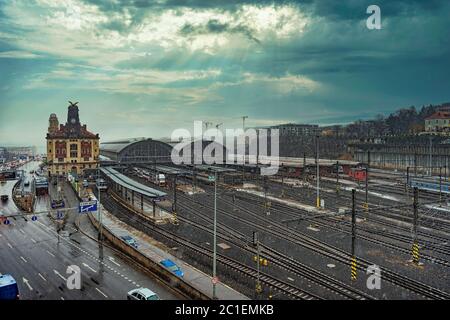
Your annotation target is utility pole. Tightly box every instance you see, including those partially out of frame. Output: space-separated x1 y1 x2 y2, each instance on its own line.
336 161 340 195
242 116 248 183
414 153 417 177
351 189 357 281
264 176 270 215
439 167 442 206
412 187 420 265
406 166 410 191
212 170 218 299
429 136 432 176
364 165 369 212
316 134 320 208
172 175 177 213
303 152 306 182
193 165 197 194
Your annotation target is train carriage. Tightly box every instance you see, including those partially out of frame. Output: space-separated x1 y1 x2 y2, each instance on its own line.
409 177 450 194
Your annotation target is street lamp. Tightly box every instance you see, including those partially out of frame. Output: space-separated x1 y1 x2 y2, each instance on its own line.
97 158 103 247
211 170 218 299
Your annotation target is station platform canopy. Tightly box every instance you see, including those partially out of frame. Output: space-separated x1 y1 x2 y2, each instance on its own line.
100 167 167 199
190 164 237 173
143 165 190 176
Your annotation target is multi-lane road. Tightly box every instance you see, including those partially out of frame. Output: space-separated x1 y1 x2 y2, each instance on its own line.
0 161 181 300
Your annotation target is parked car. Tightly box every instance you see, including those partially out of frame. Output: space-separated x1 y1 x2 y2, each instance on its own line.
51 199 65 209
121 235 138 248
127 288 160 301
160 259 184 278
82 180 89 188
1 194 8 202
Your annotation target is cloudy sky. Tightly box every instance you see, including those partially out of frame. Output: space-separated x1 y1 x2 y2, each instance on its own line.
0 0 449 149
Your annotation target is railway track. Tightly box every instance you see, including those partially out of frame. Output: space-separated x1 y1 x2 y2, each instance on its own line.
267 178 450 235
177 196 374 300
100 191 321 300
237 193 450 258
123 170 450 299
193 185 450 300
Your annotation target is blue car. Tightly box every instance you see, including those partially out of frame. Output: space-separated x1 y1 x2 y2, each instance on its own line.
51 199 65 209
121 235 138 248
160 259 184 278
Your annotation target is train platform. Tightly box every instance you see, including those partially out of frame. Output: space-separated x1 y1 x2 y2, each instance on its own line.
90 204 249 300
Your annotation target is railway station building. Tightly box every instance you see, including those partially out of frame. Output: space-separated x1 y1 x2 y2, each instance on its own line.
46 102 100 178
100 138 229 166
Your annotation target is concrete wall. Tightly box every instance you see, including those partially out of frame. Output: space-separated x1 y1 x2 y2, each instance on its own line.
87 212 209 300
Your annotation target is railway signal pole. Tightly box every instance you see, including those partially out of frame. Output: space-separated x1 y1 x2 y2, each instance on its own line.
351 189 357 281
252 231 262 297
412 187 420 265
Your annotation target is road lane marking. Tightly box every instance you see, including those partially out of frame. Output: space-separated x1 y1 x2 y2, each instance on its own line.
7 242 13 249
23 278 33 291
35 219 141 289
31 238 37 243
61 297 65 300
19 229 25 235
53 269 67 281
95 288 108 299
46 250 55 257
20 256 28 263
82 263 96 273
108 256 121 267
38 273 47 282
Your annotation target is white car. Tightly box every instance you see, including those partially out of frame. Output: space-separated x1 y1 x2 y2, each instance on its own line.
127 288 160 301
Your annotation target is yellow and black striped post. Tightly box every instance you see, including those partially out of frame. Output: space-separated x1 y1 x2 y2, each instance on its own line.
350 256 357 281
412 187 419 264
350 189 357 281
412 242 420 264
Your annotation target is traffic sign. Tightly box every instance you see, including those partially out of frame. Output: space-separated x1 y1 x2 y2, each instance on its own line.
79 200 98 213
56 211 64 220
212 276 219 285
4 218 10 225
208 175 216 182
31 215 37 221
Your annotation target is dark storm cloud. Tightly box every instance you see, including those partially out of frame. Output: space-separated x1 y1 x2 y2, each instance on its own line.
2 0 449 142
179 19 261 43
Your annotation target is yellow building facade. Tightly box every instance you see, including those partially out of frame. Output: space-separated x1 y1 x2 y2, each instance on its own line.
46 103 100 177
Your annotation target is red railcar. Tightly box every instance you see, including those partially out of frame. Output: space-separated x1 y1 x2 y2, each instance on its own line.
349 167 367 181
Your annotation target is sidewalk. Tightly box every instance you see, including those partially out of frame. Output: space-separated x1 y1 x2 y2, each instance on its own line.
90 204 249 300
